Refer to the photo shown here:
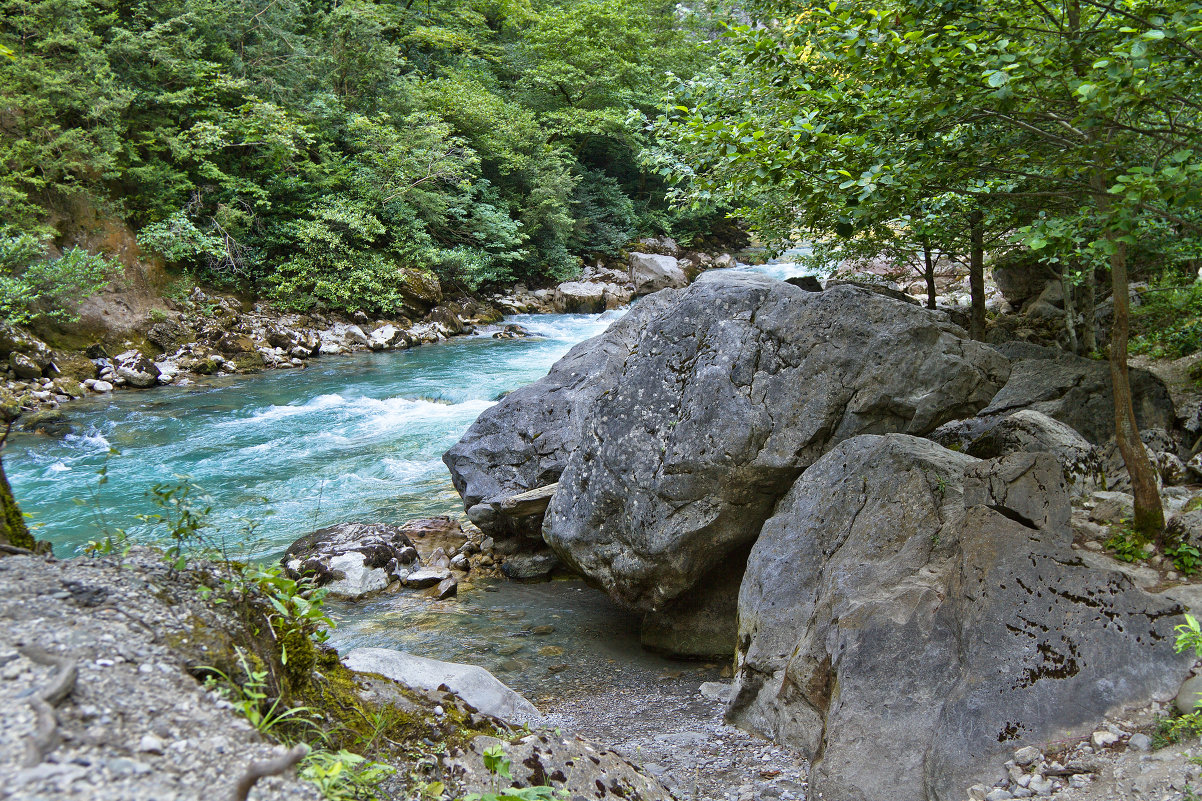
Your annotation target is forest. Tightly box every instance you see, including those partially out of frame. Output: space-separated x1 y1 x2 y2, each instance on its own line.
0 0 725 315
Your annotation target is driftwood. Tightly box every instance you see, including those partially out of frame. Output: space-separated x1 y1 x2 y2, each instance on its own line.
17 646 78 767
230 744 309 801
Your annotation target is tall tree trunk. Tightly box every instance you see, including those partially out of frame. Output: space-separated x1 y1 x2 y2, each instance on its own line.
1063 264 1079 355
1107 240 1164 538
1081 267 1097 353
923 240 936 310
969 210 986 340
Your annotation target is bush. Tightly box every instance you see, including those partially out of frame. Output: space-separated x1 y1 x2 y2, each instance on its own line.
0 234 120 325
1130 277 1202 359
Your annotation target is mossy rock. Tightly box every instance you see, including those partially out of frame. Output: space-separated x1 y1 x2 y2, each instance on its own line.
228 352 265 372
53 350 99 382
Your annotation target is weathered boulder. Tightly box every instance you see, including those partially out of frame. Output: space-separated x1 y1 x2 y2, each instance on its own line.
445 732 675 801
991 253 1059 307
396 267 442 316
784 275 823 292
543 273 1010 611
443 290 682 539
628 253 687 295
639 548 746 658
113 350 160 388
731 435 1190 801
9 351 43 380
553 281 609 313
19 409 73 437
342 647 542 724
0 322 53 369
146 319 189 352
282 522 420 600
941 408 1105 496
499 551 562 581
978 342 1174 444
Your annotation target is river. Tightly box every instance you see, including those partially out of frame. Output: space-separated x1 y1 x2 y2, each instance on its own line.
5 262 813 800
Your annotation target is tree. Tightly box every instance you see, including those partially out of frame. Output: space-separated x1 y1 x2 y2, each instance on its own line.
657 0 1202 538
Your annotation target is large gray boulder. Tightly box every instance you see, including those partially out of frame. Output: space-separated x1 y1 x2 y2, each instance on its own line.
628 252 687 295
543 272 1010 612
342 647 542 725
731 435 1190 801
978 342 1174 444
552 281 608 313
443 291 682 539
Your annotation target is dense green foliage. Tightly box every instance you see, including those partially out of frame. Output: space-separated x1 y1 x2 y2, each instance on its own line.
658 0 1202 264
1 0 719 313
1131 280 1202 359
0 234 118 325
653 0 1202 297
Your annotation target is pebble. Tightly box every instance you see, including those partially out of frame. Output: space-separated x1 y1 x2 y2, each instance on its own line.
138 734 165 754
985 789 1014 801
532 625 555 635
1129 732 1152 751
1014 746 1042 766
1092 729 1120 747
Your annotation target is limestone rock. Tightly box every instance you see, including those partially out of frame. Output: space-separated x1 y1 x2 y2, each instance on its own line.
444 289 682 539
445 732 674 801
9 351 42 380
553 281 609 314
958 409 1105 496
342 647 542 724
979 342 1174 444
628 253 687 295
731 436 1189 801
639 550 744 659
282 522 420 600
404 568 452 588
544 273 1009 612
499 551 562 581
113 351 160 388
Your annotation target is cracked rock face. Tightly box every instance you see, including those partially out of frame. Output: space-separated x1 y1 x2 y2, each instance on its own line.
731 435 1190 801
442 289 683 539
543 272 1010 612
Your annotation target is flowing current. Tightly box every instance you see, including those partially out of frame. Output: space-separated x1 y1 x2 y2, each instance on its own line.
6 312 624 559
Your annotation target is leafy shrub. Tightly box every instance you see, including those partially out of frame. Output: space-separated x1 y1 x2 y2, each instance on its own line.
0 234 119 325
1131 279 1202 359
137 212 226 266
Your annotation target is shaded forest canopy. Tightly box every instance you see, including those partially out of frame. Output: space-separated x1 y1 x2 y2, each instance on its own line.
0 0 729 313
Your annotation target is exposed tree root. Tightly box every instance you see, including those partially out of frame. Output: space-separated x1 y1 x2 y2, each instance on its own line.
18 646 78 767
230 743 309 801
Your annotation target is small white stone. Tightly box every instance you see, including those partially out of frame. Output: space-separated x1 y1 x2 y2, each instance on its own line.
1092 729 1120 747
138 734 165 754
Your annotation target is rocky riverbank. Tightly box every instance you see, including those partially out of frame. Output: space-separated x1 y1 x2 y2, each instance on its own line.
0 546 685 801
0 238 740 435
